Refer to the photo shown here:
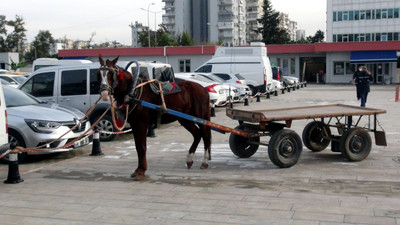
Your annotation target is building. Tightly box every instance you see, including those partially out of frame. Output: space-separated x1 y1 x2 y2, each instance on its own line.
278 13 298 41
296 29 306 41
162 0 247 46
246 0 263 42
130 21 146 47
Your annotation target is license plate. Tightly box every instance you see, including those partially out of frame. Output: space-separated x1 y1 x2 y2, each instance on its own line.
73 136 90 148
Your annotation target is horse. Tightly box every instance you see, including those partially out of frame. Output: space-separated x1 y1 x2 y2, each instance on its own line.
98 55 212 181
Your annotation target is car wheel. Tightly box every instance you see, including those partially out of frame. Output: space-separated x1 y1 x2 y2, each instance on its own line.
1 129 28 163
92 114 116 142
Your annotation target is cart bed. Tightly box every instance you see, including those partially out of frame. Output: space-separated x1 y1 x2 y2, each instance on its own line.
226 104 386 123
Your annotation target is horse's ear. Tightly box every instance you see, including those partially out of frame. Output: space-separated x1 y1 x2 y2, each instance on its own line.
111 56 120 66
99 54 104 66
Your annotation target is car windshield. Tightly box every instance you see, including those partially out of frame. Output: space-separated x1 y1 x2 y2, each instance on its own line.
3 85 40 107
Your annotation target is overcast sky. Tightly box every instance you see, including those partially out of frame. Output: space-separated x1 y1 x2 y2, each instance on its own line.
2 0 326 45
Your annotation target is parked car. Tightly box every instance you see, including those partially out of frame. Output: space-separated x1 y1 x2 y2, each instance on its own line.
282 76 300 87
3 85 92 162
0 74 27 88
195 73 240 101
0 84 10 156
175 73 228 106
212 73 247 85
271 79 284 92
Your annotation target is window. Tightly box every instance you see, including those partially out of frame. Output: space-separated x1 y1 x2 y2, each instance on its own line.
343 11 349 20
334 62 345 75
382 9 387 18
90 69 100 95
372 10 375 19
338 11 343 21
349 34 354 42
395 8 399 18
20 72 55 97
179 59 191 72
360 10 365 20
337 34 342 42
394 33 399 41
343 34 349 42
61 70 87 96
354 34 359 41
333 35 337 42
388 33 393 41
354 11 359 20
290 58 295 74
366 10 371 19
388 8 394 18
376 9 381 19
359 34 365 42
345 62 354 75
195 64 212 73
333 12 336 21
381 33 387 41
349 11 354 20
376 33 381 41
366 33 371 41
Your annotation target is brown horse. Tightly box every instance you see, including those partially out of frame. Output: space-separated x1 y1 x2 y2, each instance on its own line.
98 55 212 180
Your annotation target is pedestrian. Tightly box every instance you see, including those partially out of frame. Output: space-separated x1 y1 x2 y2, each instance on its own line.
353 66 373 107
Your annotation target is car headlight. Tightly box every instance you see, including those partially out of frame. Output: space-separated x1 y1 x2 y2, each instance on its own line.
25 119 62 133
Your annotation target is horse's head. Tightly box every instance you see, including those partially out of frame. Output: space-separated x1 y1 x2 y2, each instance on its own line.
98 54 133 103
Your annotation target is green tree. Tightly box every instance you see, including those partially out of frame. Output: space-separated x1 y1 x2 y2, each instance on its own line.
311 30 325 43
179 32 194 46
31 30 55 58
257 0 290 44
0 15 27 55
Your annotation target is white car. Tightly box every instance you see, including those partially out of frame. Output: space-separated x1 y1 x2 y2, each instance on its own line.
195 73 241 101
271 79 284 92
282 76 300 87
175 73 228 106
0 74 27 88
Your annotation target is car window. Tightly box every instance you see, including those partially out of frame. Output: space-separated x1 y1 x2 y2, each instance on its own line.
12 76 26 84
3 85 39 107
21 72 55 97
234 73 245 80
90 69 100 95
0 77 13 83
61 69 87 96
209 75 226 83
153 67 174 82
195 65 212 73
214 73 230 81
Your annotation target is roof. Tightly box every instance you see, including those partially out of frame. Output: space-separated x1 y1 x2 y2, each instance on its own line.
58 41 400 58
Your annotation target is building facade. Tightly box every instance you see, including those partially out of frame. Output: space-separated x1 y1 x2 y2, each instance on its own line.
130 21 145 48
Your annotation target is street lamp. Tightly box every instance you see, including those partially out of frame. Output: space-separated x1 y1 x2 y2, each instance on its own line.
142 3 155 47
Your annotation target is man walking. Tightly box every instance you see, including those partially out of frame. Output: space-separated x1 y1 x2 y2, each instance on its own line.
353 66 373 107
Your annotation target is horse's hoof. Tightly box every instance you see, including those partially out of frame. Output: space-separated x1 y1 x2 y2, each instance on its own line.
133 174 146 181
200 163 208 169
131 171 137 178
187 161 193 169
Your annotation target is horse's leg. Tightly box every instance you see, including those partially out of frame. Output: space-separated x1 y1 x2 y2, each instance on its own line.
178 120 201 169
131 123 148 181
199 124 212 169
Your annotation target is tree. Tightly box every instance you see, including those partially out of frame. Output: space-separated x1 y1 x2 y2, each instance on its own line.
312 30 325 43
31 30 55 59
256 0 289 44
0 15 26 55
179 32 194 46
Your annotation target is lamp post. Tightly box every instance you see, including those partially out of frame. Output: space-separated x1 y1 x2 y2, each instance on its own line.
153 11 163 45
143 3 155 47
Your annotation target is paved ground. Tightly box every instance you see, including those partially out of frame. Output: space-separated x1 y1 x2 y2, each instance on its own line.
1 84 400 225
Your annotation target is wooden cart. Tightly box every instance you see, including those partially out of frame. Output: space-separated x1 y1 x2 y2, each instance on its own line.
226 104 387 168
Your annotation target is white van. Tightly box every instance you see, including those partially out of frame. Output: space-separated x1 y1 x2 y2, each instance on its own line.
32 58 92 71
195 43 273 95
0 83 10 153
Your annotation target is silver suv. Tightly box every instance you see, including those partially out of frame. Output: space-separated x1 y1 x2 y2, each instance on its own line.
18 60 175 141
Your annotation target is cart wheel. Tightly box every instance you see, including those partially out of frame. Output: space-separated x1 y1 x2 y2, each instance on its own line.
340 128 372 161
229 125 259 158
302 121 331 152
268 129 302 168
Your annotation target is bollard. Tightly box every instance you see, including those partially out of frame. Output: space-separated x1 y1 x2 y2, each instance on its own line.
287 86 291 92
281 88 285 94
4 153 24 184
274 89 278 96
256 95 260 102
297 84 300 89
304 82 307 87
210 103 216 117
244 96 249 106
395 85 399 102
266 92 270 99
90 130 104 156
301 83 304 88
229 101 233 108
292 86 296 91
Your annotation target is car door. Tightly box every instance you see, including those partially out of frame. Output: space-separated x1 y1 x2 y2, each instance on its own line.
20 71 57 103
58 68 90 113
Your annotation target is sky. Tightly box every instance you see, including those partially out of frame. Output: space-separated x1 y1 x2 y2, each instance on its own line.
2 0 326 45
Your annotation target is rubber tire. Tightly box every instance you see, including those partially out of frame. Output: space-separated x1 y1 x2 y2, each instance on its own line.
92 114 116 142
229 125 260 158
268 129 302 168
340 128 372 161
2 129 28 163
302 121 331 152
